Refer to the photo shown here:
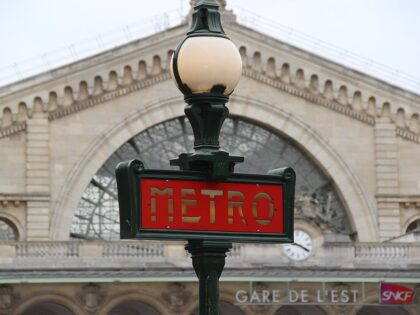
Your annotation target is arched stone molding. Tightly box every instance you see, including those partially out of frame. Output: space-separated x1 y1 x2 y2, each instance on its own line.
229 95 377 241
0 212 24 240
183 291 199 315
51 94 377 242
98 291 170 315
274 304 328 315
219 292 247 315
50 96 184 240
220 290 243 305
12 293 84 315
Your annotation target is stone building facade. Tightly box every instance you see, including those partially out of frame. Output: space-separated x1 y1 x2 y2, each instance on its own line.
0 2 420 315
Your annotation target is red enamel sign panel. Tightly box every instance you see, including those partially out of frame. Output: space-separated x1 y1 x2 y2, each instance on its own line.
140 179 284 234
116 160 295 243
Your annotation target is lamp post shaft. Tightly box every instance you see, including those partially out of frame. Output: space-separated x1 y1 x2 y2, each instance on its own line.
171 1 241 314
186 240 232 315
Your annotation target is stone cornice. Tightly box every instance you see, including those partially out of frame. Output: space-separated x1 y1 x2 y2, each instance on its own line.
377 195 420 209
1 66 419 146
243 68 375 126
0 121 26 138
228 22 420 105
0 47 419 146
48 73 170 121
1 267 420 282
0 25 186 99
0 193 50 207
396 126 420 143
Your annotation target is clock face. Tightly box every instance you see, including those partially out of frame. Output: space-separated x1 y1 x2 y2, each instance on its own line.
283 229 313 261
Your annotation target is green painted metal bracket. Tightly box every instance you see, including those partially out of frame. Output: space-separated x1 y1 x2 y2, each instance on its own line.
170 95 244 179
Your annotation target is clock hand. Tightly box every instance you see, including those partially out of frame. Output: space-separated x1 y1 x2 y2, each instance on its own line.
291 242 309 252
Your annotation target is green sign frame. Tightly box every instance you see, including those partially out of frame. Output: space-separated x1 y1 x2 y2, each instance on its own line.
116 159 295 243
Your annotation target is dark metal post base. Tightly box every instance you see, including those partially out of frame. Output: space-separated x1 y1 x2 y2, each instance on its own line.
186 240 232 315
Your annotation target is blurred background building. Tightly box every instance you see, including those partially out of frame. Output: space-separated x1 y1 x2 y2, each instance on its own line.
0 1 420 314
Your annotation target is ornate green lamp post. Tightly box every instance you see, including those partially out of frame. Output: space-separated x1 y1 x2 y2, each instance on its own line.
117 1 294 313
169 1 242 314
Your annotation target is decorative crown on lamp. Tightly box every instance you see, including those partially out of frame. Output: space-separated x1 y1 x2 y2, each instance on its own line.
170 0 242 97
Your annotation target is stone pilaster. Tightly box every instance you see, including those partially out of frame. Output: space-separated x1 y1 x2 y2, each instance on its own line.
375 120 400 241
26 107 50 240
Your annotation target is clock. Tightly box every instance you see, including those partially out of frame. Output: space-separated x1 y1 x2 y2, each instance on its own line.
283 229 313 261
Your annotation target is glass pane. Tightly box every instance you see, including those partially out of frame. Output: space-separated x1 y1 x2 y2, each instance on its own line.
406 220 420 233
0 219 18 241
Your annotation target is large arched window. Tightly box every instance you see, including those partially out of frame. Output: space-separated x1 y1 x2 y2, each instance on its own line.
22 302 75 315
275 305 327 315
406 219 420 233
192 300 245 315
357 305 410 315
71 116 351 240
0 218 18 241
108 301 161 315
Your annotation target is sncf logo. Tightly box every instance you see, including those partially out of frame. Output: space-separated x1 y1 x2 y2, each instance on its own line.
380 283 415 304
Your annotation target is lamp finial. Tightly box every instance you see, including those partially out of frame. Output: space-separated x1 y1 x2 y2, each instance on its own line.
190 0 226 8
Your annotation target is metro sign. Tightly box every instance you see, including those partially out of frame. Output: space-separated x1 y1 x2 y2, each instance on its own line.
116 159 295 243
